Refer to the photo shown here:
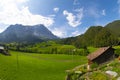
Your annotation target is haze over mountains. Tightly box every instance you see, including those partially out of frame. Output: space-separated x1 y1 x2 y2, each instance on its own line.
0 24 58 43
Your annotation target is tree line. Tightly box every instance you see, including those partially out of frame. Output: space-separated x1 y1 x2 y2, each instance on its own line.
5 41 89 56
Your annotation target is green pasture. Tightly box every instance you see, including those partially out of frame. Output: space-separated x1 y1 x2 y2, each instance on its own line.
0 51 87 80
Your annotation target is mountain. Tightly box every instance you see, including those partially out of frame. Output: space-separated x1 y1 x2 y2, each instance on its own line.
0 24 58 43
82 26 103 46
62 26 104 47
62 21 120 48
105 20 120 36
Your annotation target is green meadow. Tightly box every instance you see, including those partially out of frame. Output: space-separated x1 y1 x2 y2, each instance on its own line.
0 51 87 80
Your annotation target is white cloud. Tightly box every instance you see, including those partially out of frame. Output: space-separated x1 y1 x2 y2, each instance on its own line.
0 0 54 27
71 29 87 37
71 30 80 36
53 7 59 13
85 27 88 31
102 9 106 16
51 28 67 38
63 8 83 27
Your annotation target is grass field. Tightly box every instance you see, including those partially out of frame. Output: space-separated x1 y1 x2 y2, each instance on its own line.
0 51 87 80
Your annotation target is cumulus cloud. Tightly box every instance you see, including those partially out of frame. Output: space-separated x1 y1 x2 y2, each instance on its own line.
53 7 59 13
101 9 106 16
71 29 87 37
63 8 83 27
51 28 67 38
71 30 80 36
0 0 54 27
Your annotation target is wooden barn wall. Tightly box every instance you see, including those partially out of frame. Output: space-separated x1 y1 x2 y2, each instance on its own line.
92 48 114 64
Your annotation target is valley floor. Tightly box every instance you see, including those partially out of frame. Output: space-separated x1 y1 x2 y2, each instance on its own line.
0 51 87 80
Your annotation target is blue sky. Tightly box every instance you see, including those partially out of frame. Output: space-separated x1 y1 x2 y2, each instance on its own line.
0 0 120 37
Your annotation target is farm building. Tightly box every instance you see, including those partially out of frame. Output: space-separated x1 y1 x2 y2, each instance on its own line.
0 46 5 53
87 46 115 65
0 46 10 56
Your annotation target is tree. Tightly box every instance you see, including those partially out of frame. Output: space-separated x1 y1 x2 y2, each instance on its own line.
94 28 118 47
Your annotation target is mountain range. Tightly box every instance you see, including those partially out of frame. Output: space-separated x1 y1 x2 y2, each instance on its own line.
62 20 120 48
0 24 58 43
0 20 120 45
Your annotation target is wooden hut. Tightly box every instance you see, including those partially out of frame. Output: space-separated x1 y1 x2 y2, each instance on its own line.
0 46 4 52
0 46 10 56
87 46 115 65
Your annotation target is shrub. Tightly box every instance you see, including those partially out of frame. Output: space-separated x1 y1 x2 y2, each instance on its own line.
91 62 99 70
115 48 120 57
89 72 108 80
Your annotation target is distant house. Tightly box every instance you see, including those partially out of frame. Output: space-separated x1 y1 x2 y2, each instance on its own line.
0 46 10 56
87 46 115 65
0 46 5 52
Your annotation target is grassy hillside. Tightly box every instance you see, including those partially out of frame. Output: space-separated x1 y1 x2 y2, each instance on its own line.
105 20 120 36
62 26 118 48
61 20 120 48
0 51 87 80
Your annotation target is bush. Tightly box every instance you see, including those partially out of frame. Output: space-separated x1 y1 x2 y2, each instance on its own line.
91 62 99 70
89 72 108 80
115 48 120 56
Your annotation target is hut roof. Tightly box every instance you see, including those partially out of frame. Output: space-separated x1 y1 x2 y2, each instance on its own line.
87 46 111 61
0 46 4 50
